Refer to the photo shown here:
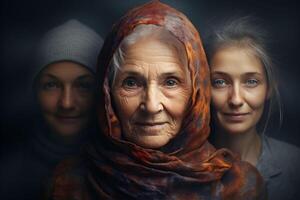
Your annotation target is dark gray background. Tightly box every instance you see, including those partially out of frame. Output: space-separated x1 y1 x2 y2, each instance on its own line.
1 0 299 146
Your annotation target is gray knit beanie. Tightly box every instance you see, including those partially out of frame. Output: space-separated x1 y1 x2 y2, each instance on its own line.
35 19 103 78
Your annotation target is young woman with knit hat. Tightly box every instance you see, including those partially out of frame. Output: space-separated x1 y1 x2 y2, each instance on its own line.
0 19 103 200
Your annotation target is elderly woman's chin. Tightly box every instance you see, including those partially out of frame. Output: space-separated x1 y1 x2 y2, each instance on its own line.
123 125 179 149
132 135 171 149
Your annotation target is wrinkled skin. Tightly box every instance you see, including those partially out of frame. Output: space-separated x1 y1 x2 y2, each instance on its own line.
112 31 192 149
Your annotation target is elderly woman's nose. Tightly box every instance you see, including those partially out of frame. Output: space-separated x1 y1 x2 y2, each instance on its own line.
143 84 163 113
58 87 75 109
228 84 244 108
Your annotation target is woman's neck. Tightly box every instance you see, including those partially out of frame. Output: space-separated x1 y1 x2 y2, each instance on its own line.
214 127 262 166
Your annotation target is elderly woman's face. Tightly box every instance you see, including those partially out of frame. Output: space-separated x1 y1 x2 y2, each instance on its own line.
112 35 192 149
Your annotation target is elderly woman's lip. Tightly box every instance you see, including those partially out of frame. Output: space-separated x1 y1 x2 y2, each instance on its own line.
135 122 167 126
134 123 167 136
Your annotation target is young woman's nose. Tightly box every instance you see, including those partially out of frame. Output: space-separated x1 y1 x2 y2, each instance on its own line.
58 87 75 110
228 84 244 108
141 84 163 113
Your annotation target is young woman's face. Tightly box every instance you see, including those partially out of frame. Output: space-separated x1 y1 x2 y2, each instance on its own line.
36 62 95 137
210 47 268 135
112 36 192 149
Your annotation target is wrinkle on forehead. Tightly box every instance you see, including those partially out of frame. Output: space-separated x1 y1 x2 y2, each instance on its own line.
122 41 186 76
121 28 188 69
120 62 187 73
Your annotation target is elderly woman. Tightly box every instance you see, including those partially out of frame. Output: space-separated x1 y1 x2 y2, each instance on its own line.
49 2 265 200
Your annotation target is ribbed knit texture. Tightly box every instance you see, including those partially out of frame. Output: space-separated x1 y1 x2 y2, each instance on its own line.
36 19 103 76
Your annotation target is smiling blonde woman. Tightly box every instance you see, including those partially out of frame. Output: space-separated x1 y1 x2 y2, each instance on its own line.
205 17 300 200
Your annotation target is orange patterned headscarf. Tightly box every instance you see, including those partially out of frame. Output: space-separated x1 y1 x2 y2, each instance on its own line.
51 1 265 199
97 2 212 156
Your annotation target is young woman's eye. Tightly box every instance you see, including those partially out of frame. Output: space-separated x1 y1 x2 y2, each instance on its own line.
76 81 95 92
212 79 227 88
42 81 60 90
122 77 140 89
245 79 259 87
164 78 178 88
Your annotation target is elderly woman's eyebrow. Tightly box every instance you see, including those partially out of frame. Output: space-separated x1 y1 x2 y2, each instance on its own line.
159 72 183 78
119 71 144 77
120 70 184 78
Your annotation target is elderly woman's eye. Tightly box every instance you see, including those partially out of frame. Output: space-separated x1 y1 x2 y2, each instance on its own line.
122 77 139 89
212 79 227 88
165 78 179 87
245 79 259 87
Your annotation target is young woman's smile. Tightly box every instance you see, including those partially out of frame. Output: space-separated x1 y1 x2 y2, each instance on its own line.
210 47 268 134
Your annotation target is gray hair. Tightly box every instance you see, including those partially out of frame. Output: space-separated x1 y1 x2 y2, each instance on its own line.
108 24 187 87
205 16 282 134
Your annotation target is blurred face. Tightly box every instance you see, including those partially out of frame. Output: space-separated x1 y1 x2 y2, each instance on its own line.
210 47 268 135
112 35 192 149
37 62 95 137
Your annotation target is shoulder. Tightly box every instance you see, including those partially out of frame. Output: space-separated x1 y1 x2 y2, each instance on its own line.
0 140 30 177
266 136 300 155
0 140 42 200
45 158 90 200
259 136 300 199
263 136 300 168
221 160 266 200
265 136 300 176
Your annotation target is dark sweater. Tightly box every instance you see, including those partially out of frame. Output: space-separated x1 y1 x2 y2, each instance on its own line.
0 122 91 200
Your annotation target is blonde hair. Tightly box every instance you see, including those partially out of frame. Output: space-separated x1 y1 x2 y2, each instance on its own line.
205 16 282 134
